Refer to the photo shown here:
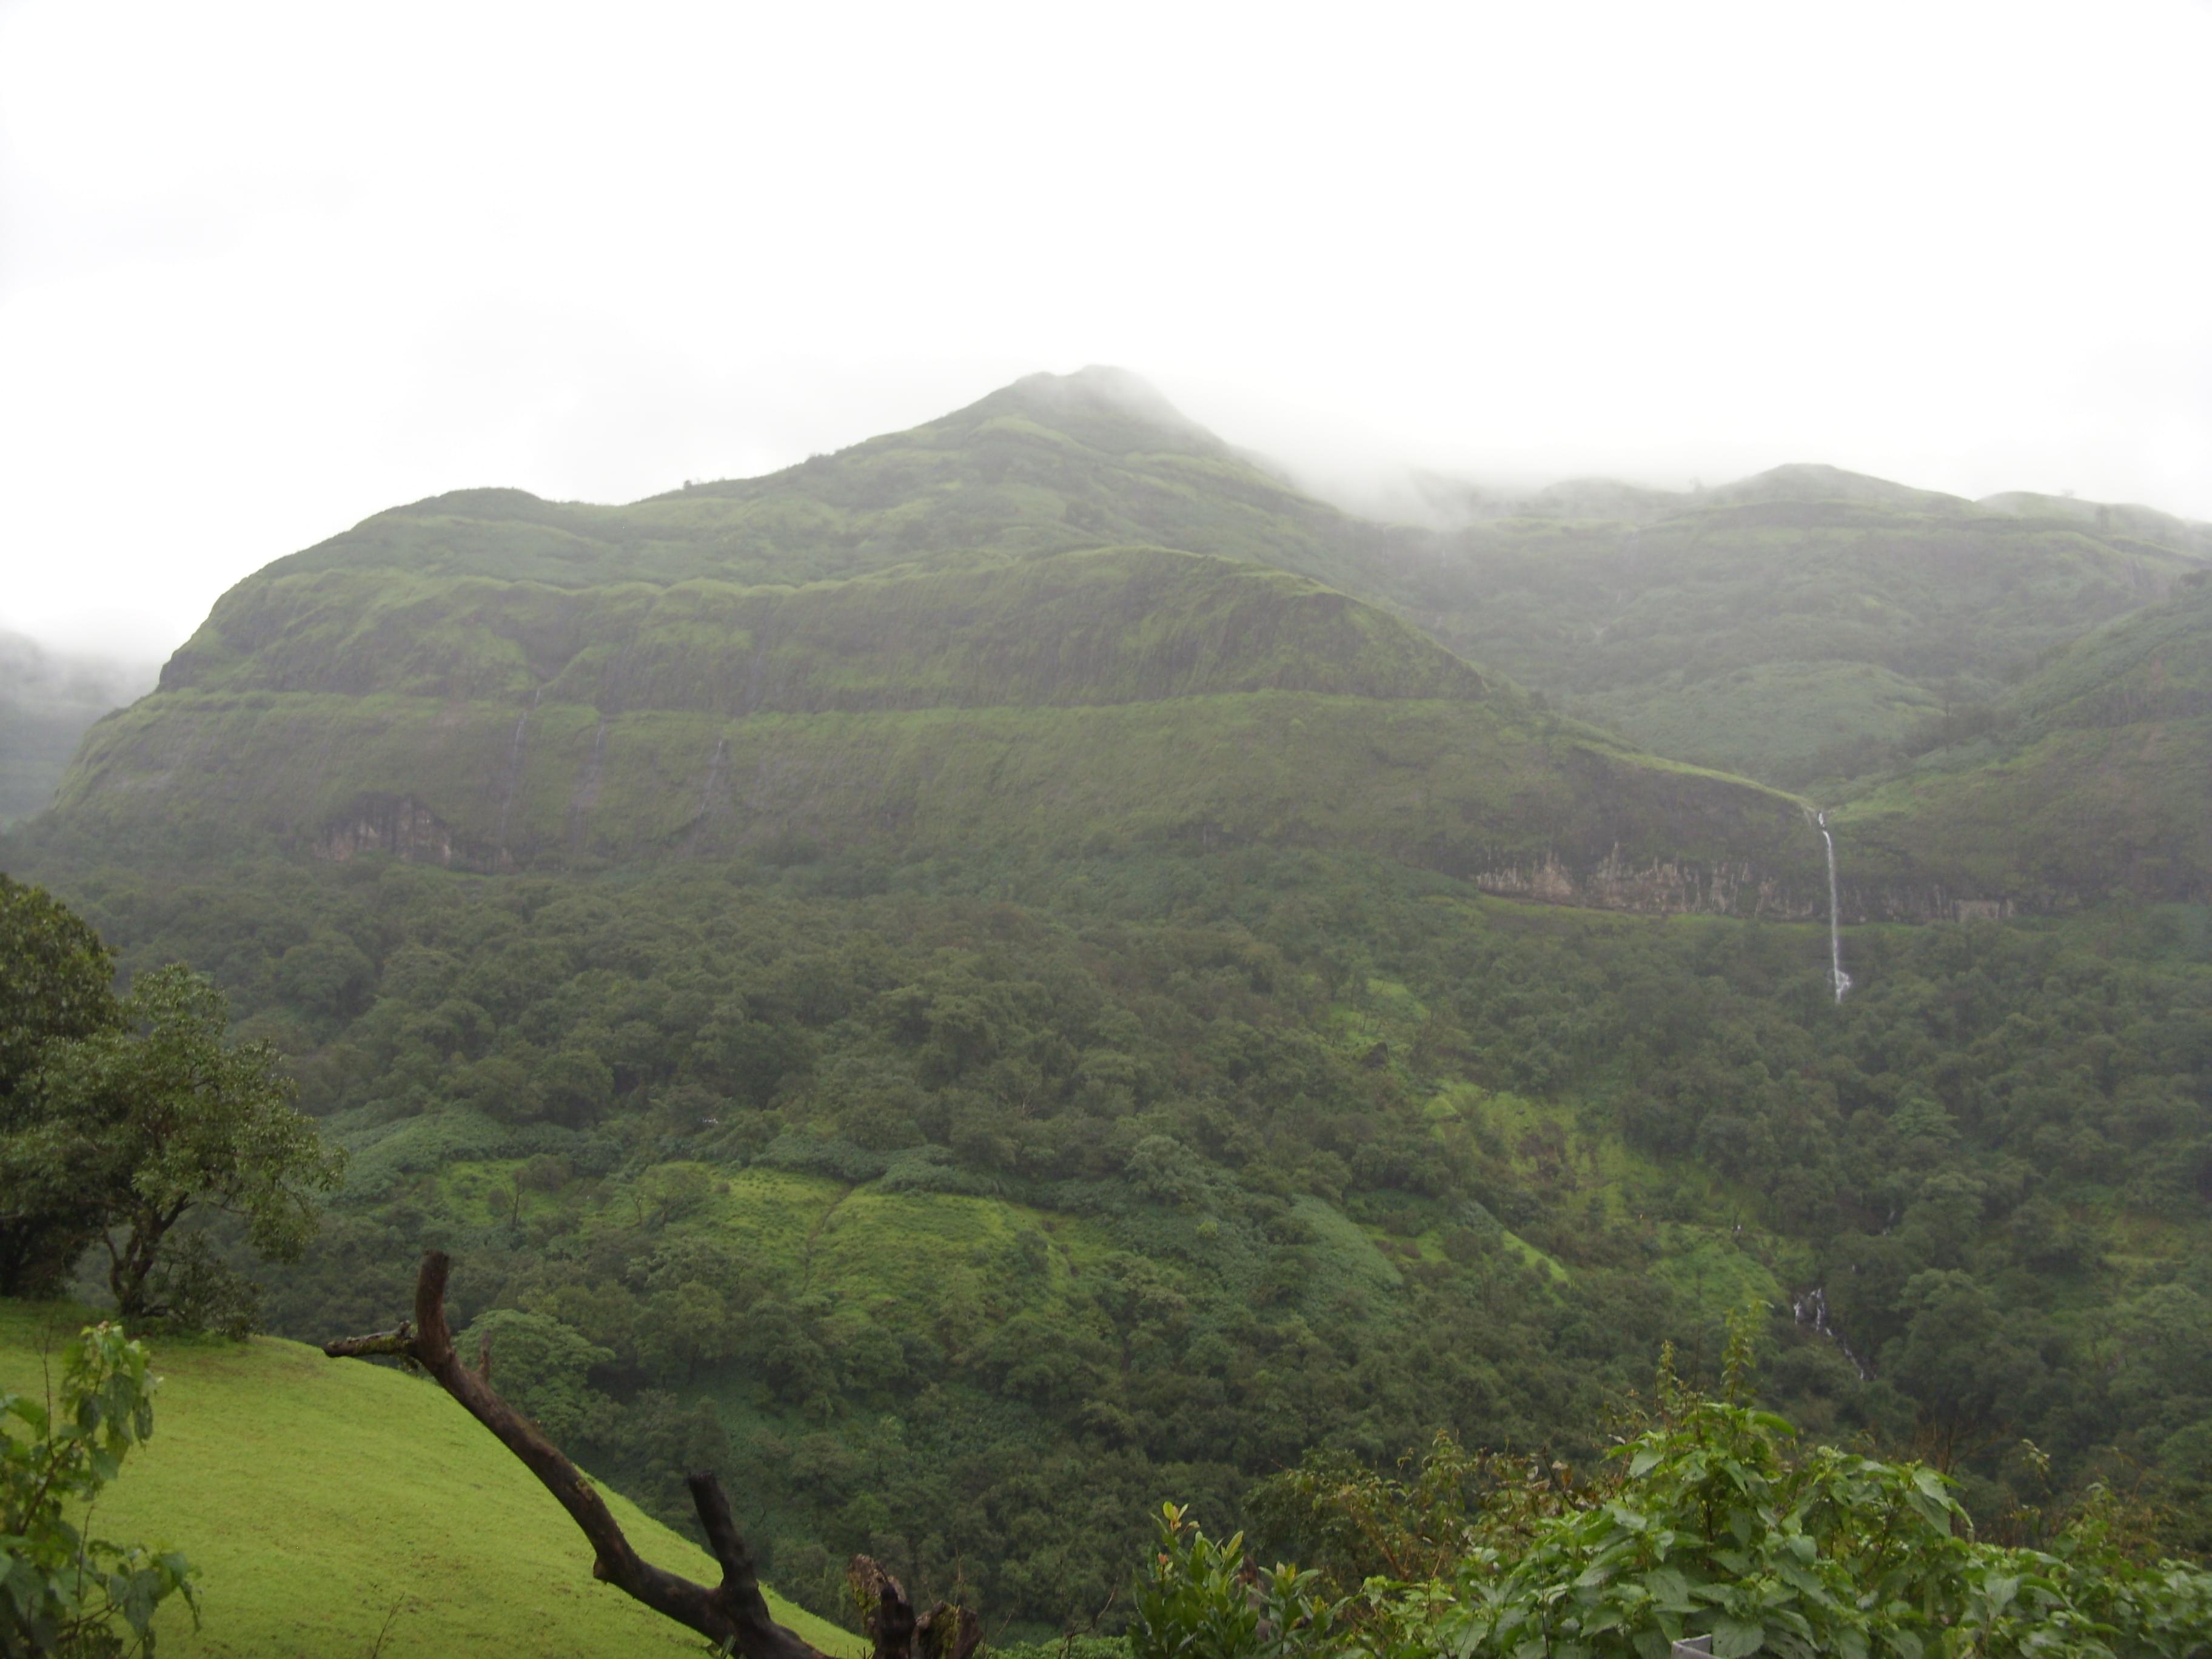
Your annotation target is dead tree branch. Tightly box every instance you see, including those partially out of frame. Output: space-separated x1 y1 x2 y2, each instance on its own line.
851 1558 982 1659
324 1250 954 1658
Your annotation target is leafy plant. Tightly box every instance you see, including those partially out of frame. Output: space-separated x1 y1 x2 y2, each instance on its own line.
1172 1322 2212 1659
0 1322 197 1655
1131 1504 1333 1659
16 962 344 1326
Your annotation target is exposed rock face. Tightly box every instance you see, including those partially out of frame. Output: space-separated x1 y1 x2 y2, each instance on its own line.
1472 851 1822 919
317 795 466 866
1469 848 2017 922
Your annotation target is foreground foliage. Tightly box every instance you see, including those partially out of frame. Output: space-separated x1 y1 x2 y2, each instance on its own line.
1142 1333 2212 1659
0 1323 195 1657
7 842 2210 1632
0 876 343 1333
27 965 343 1329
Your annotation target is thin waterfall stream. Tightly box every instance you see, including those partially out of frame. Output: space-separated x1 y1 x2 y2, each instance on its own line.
1818 811 1851 1002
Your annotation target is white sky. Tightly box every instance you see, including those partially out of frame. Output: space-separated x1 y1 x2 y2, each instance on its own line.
3 0 2208 660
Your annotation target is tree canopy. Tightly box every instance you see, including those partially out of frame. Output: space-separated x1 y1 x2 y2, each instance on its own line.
0 879 342 1329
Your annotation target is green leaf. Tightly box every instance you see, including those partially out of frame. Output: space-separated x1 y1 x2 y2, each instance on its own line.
1712 1614 1766 1658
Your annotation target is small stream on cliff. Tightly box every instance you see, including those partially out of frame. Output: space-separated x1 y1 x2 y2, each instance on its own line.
1818 811 1851 1003
1791 1286 1871 1379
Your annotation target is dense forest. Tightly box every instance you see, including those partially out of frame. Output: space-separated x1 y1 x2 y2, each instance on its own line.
5 370 2210 1655
12 834 2207 1635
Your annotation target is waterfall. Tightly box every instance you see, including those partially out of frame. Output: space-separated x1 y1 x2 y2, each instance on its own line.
1791 1286 1870 1379
1818 811 1851 1002
493 688 545 854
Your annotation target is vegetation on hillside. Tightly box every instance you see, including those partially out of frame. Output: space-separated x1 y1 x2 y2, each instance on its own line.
1399 481 2204 791
1143 1326 2212 1658
7 369 2211 1649
48 533 1825 908
0 1304 854 1658
0 635 155 830
45 370 2207 913
5 841 2204 1636
0 1321 198 1657
1835 573 2212 907
0 875 342 1331
252 369 1403 597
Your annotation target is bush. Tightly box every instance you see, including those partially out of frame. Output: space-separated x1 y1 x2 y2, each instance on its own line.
0 1323 199 1655
1148 1324 2212 1659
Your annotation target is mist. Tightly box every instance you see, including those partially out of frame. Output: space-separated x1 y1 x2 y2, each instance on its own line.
0 630 160 824
4 0 2209 657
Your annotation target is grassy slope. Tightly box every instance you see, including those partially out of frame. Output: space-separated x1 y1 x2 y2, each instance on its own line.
56 688 1822 900
56 522 1829 906
0 1304 860 1659
1834 574 2212 903
41 374 2207 908
256 369 1402 597
1580 661 1942 786
1399 481 2205 786
0 636 156 826
392 1147 1496 1367
161 546 1484 711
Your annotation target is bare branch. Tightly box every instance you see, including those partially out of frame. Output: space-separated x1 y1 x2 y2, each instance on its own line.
325 1250 833 1659
851 1558 980 1659
321 1321 412 1360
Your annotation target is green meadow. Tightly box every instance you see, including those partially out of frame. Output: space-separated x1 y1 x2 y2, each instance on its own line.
0 1303 859 1659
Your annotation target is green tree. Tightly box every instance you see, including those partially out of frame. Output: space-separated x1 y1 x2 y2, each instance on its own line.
455 1309 611 1444
19 965 344 1325
1161 1329 2212 1659
0 1322 199 1656
0 877 121 1298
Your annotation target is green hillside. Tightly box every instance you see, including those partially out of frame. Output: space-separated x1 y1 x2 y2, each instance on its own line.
51 525 1830 911
44 374 2206 882
10 369 2212 1641
1392 466 2207 788
252 367 1401 595
0 632 155 826
9 845 2208 1634
158 546 1482 711
1834 571 2212 907
0 1301 859 1658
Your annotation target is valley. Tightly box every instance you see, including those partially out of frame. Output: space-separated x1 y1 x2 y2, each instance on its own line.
4 369 2209 1651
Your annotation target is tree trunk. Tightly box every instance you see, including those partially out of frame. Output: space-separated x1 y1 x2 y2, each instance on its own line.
109 1201 183 1320
326 1250 979 1659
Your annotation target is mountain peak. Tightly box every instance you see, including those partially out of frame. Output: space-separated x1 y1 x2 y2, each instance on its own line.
1698 463 1970 515
963 366 1230 458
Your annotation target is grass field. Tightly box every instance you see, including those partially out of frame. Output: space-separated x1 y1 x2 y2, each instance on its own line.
0 1302 862 1659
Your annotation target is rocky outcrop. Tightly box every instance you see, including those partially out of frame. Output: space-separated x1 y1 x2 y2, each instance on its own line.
1470 848 2017 922
1472 851 1822 919
317 794 469 867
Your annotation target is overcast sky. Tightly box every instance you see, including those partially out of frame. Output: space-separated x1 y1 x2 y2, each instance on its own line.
3 0 2208 660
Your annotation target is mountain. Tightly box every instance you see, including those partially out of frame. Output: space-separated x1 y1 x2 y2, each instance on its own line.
11 374 2212 1634
0 632 157 826
45 375 1832 916
1834 569 2212 908
251 366 1401 594
1385 465 2207 788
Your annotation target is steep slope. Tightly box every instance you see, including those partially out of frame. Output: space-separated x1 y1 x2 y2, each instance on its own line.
1834 570 2212 907
1391 467 2207 786
0 1302 858 1659
44 372 2208 822
0 632 156 825
50 494 1831 916
261 366 1403 595
44 371 2204 912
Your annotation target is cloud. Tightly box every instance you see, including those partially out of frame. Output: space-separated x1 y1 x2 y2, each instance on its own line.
2 0 2207 651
